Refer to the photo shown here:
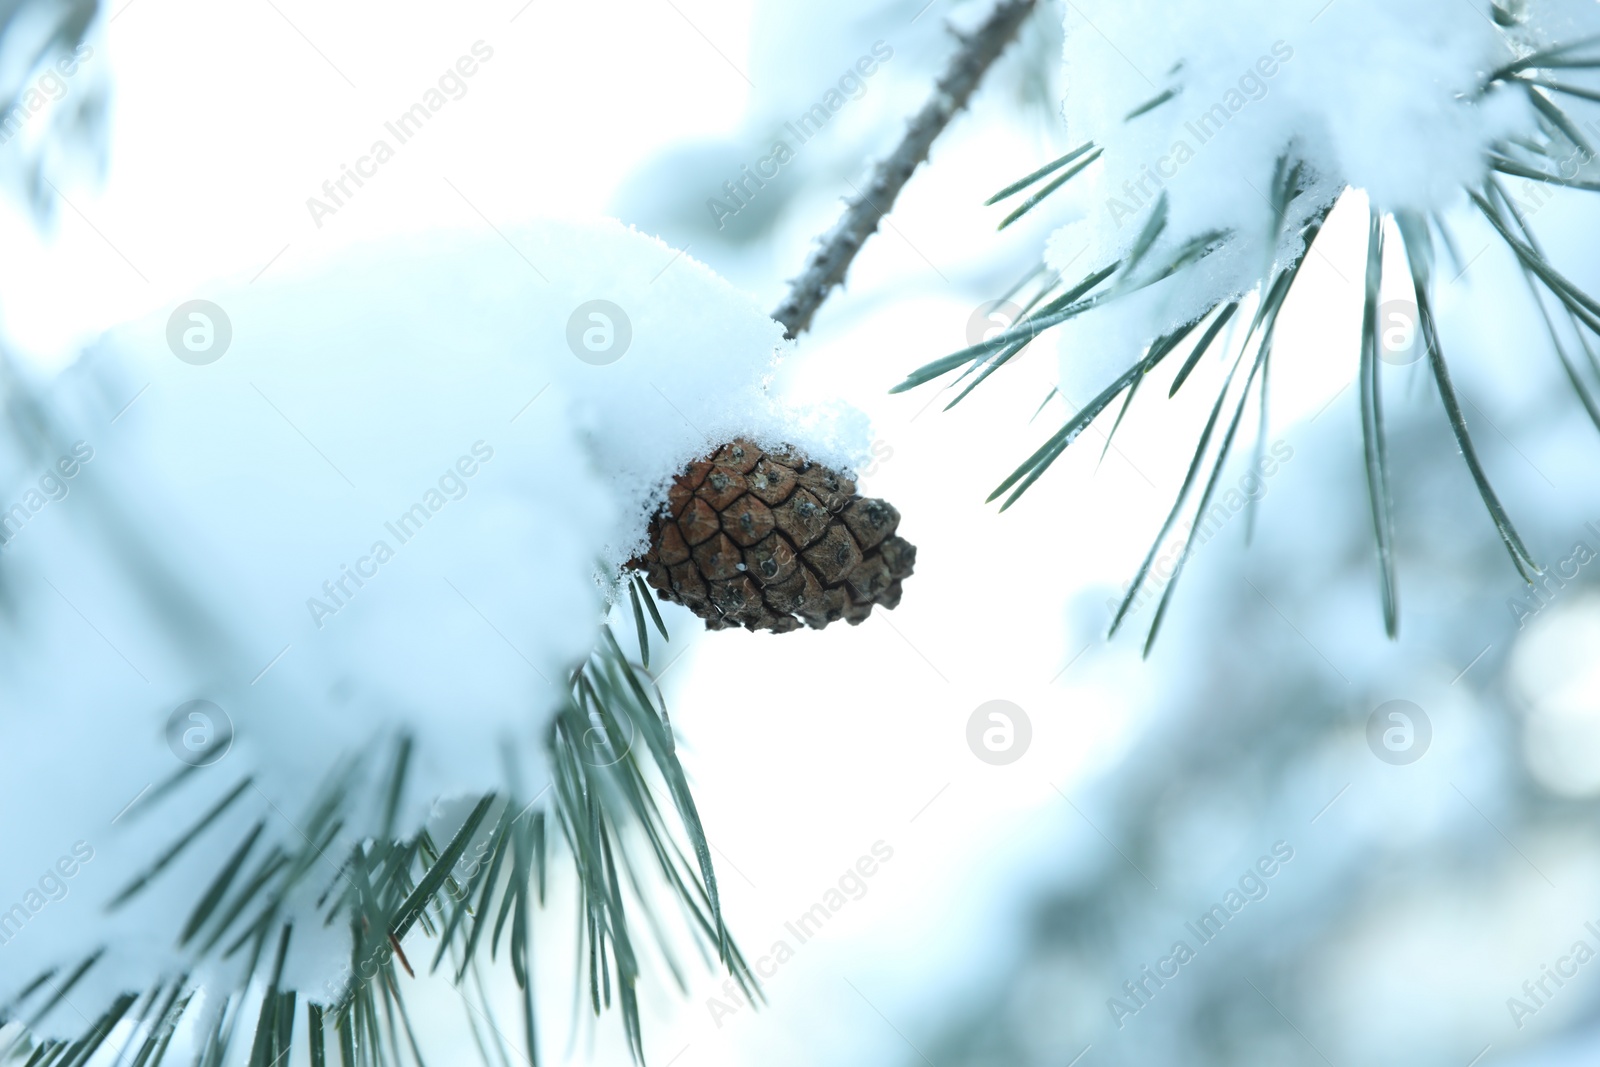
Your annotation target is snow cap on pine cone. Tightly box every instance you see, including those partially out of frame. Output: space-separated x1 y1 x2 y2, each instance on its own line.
0 218 866 1031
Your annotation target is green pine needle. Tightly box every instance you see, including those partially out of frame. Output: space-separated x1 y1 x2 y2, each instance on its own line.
996 148 1104 230
1168 302 1239 397
1 614 747 1067
1358 209 1400 638
984 142 1098 205
1400 208 1540 582
1124 87 1178 121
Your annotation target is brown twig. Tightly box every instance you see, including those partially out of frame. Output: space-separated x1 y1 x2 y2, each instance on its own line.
770 0 1039 339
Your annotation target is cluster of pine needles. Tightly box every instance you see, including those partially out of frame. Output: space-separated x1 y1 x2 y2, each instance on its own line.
895 29 1600 654
0 586 756 1067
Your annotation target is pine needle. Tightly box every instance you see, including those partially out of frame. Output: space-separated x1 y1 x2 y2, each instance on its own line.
1142 336 1273 657
1359 209 1400 637
627 579 651 667
984 141 1098 204
1124 87 1177 121
1398 210 1539 582
891 262 1120 393
997 148 1104 230
1169 302 1239 397
1107 345 1250 638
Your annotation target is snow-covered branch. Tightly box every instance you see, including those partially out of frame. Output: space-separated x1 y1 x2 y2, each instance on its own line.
771 0 1038 339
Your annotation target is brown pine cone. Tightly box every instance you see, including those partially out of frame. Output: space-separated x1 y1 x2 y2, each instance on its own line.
634 438 915 633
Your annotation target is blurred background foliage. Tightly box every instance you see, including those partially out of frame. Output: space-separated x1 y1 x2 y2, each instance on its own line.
0 0 104 217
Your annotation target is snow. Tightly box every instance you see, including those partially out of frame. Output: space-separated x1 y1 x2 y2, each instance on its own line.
0 217 865 1032
1039 0 1593 402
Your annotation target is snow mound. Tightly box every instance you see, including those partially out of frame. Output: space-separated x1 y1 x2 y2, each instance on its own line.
0 218 864 1029
1041 0 1584 397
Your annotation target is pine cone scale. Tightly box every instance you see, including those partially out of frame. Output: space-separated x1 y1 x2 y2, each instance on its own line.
747 459 797 505
773 489 831 548
698 467 747 510
657 522 691 565
679 497 720 545
745 533 799 586
723 496 775 546
801 526 861 585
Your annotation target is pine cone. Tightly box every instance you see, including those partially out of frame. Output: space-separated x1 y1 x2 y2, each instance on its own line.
634 438 915 633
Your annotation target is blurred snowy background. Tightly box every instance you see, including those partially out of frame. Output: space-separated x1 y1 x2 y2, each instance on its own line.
3 0 1600 1065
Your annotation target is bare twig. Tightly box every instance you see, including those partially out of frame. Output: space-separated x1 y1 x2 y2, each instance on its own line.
771 0 1038 339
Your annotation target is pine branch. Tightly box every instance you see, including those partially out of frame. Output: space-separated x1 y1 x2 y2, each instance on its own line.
0 609 743 1067
770 0 1038 339
890 8 1600 645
